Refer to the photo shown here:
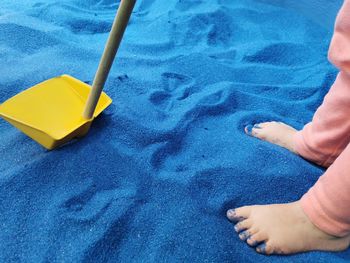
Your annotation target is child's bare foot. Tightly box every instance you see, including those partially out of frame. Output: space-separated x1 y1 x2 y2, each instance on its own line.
227 201 350 255
245 121 298 154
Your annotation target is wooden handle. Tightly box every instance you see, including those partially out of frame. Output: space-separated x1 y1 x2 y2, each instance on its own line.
83 0 136 119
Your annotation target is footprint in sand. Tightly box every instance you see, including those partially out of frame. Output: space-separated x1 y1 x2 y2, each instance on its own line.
67 17 112 34
62 185 137 222
161 72 193 92
148 91 171 107
148 72 195 109
175 9 239 47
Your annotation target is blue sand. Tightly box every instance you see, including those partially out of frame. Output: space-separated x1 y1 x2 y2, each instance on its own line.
0 0 349 262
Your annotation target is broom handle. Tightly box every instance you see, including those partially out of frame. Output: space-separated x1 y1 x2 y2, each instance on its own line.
83 0 136 119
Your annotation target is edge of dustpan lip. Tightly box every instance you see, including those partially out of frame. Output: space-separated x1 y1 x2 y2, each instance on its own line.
0 108 53 138
0 102 111 141
0 109 71 140
0 75 113 140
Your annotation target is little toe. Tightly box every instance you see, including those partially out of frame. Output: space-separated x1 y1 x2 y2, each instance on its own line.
227 206 251 222
234 219 252 232
256 243 273 255
256 243 267 254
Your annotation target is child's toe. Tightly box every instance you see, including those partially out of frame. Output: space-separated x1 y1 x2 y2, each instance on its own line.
234 219 253 232
227 206 252 222
247 232 267 247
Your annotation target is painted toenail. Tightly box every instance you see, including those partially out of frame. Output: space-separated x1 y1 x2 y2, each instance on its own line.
239 231 250 240
245 125 253 134
227 209 236 217
257 243 267 254
253 124 261 129
234 224 240 232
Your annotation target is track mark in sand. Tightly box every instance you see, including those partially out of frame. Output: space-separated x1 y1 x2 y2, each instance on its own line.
137 0 157 12
150 136 184 169
149 91 171 106
161 72 193 92
176 86 202 101
29 3 114 34
199 90 224 106
209 49 237 61
63 185 99 213
148 72 194 109
67 18 112 34
117 74 129 82
70 0 119 9
183 9 237 46
244 43 318 66
62 188 113 222
0 23 58 53
62 186 136 221
176 0 203 11
32 2 45 8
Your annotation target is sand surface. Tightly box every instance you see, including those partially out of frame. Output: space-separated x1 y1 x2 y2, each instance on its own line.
0 0 349 262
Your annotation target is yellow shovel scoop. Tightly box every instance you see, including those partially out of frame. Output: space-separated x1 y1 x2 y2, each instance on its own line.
0 0 136 150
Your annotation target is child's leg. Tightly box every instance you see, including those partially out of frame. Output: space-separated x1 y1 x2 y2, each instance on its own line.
225 0 350 255
294 71 350 167
247 0 350 167
301 141 350 237
226 142 350 254
295 0 350 166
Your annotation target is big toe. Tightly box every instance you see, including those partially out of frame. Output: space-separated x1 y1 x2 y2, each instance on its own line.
227 206 252 222
245 124 265 138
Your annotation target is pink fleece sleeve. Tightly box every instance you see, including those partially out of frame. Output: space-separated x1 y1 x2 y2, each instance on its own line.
294 0 350 167
299 0 350 237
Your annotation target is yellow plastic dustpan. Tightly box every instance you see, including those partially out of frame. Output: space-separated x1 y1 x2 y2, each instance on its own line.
0 0 136 150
